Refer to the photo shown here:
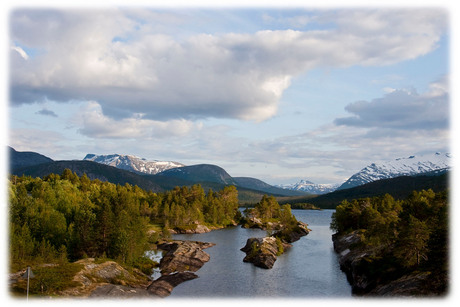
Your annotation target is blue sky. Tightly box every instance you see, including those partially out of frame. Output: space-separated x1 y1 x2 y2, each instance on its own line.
7 5 451 185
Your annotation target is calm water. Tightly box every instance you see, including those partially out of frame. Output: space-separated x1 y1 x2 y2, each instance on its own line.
166 209 351 298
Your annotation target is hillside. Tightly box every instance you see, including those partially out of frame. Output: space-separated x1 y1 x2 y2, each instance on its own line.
9 147 54 170
234 177 307 197
156 164 237 186
11 160 164 192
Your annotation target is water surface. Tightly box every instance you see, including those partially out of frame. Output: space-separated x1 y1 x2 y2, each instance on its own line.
169 209 351 298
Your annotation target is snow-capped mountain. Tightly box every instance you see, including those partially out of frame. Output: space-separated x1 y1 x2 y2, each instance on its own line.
83 154 185 175
337 152 451 190
277 180 340 194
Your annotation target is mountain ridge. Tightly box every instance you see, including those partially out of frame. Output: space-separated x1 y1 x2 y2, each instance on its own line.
279 169 449 209
8 147 303 202
83 153 184 175
338 152 451 190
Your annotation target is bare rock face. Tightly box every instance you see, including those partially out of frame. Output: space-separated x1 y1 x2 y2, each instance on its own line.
157 240 215 275
240 237 280 269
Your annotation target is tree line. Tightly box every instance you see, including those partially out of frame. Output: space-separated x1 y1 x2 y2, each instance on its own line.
9 170 241 270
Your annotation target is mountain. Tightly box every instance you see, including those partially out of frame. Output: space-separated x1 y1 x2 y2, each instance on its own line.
337 152 451 190
279 169 449 209
83 153 184 175
233 177 308 197
277 179 339 195
11 160 164 192
8 149 322 202
8 146 54 170
156 164 237 186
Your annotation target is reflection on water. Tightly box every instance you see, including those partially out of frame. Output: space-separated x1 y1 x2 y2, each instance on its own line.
166 209 351 298
144 249 163 280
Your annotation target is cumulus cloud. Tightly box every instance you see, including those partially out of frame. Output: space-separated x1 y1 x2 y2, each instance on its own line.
334 77 449 130
9 8 447 123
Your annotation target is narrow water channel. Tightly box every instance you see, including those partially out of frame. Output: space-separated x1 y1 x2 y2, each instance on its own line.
163 209 351 298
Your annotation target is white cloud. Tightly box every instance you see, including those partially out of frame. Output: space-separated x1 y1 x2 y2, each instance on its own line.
76 101 202 139
10 8 447 123
11 45 28 60
334 77 449 130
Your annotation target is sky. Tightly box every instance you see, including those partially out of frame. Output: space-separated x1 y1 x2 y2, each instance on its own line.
6 3 452 185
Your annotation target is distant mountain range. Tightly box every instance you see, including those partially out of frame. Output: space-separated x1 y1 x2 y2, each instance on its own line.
277 180 340 194
8 147 450 206
280 169 449 209
337 152 451 190
8 147 306 203
83 154 184 175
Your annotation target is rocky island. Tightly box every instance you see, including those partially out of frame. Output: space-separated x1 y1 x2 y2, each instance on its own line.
240 195 310 269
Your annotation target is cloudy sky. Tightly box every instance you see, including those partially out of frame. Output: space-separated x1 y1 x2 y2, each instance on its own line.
7 4 451 185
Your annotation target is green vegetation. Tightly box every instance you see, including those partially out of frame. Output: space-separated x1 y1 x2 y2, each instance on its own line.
11 263 83 296
331 189 448 294
289 203 321 210
9 170 241 273
243 195 298 229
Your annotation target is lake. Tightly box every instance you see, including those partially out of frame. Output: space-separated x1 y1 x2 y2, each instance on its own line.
166 209 351 298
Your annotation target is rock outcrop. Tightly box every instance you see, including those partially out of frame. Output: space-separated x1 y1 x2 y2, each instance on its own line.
147 272 198 297
59 258 151 297
273 221 310 243
169 224 211 234
157 240 215 275
241 220 310 269
332 231 443 297
240 237 281 269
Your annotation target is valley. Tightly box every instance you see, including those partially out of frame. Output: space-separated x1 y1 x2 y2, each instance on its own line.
7 146 450 298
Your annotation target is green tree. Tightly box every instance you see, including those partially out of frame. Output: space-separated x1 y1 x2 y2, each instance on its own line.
394 215 431 267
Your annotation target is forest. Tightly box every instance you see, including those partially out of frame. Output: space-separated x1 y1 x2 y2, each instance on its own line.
330 190 448 294
8 169 241 272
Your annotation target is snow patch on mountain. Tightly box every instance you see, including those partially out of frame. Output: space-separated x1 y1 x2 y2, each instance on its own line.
277 180 340 194
337 152 451 190
83 154 185 175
